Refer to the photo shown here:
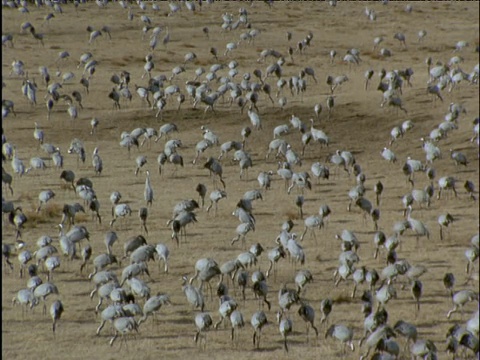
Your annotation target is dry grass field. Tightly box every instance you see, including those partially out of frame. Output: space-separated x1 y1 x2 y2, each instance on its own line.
2 1 479 359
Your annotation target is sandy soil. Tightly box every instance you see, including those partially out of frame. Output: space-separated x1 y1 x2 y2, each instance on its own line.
2 1 479 360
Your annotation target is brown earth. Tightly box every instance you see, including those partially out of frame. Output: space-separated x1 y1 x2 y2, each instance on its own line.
2 1 479 360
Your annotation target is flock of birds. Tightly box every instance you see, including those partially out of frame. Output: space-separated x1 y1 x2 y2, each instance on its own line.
2 0 479 359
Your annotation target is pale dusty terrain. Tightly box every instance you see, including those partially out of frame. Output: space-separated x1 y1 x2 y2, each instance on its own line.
2 2 479 360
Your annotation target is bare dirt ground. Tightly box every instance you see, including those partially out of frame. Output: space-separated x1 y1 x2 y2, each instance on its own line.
2 1 479 360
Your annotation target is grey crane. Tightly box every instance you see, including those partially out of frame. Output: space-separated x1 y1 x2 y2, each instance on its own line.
96 304 126 336
286 237 305 268
231 222 254 247
109 317 139 348
214 298 238 329
220 259 244 285
375 284 397 310
33 122 44 148
61 202 85 227
394 320 418 351
59 170 75 191
91 147 102 176
79 244 92 273
266 245 286 280
325 324 355 353
465 244 479 275
129 244 156 266
411 280 422 316
464 180 476 201
34 282 59 315
134 155 147 176
138 294 171 326
87 253 117 278
251 310 268 349
168 211 197 246
109 191 121 217
443 272 456 297
138 207 148 235
252 280 271 310
25 157 47 174
155 243 169 273
2 243 14 271
204 157 226 189
410 339 437 359
88 197 101 225
206 190 227 216
278 284 300 314
144 170 153 207
351 266 367 298
447 290 478 318
374 181 383 206
182 276 205 311
34 245 58 268
298 303 318 342
320 298 333 326
196 183 207 208
50 299 63 333
194 312 213 349
359 325 396 360
300 215 323 242
311 162 330 183
2 168 14 195
438 213 454 241
277 313 293 353
110 203 132 229
450 149 468 166
373 231 386 259
12 288 39 315
126 277 150 302
45 256 60 281
9 207 27 240
36 189 55 212
438 176 457 199
190 258 221 296
121 262 151 286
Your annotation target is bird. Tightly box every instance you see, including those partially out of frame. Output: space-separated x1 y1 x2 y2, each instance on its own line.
278 313 293 353
110 204 132 229
45 256 60 281
9 207 27 240
33 122 44 148
298 303 319 342
137 294 171 326
50 300 64 333
320 298 333 326
138 207 148 235
251 310 268 349
155 243 169 274
144 170 153 207
252 280 271 310
182 276 205 311
61 202 85 227
437 176 457 199
247 106 262 130
33 282 59 315
411 280 422 316
194 312 213 349
450 149 468 166
36 189 55 212
206 190 227 216
447 290 477 318
109 191 121 217
109 317 139 348
325 324 355 354
92 147 102 176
